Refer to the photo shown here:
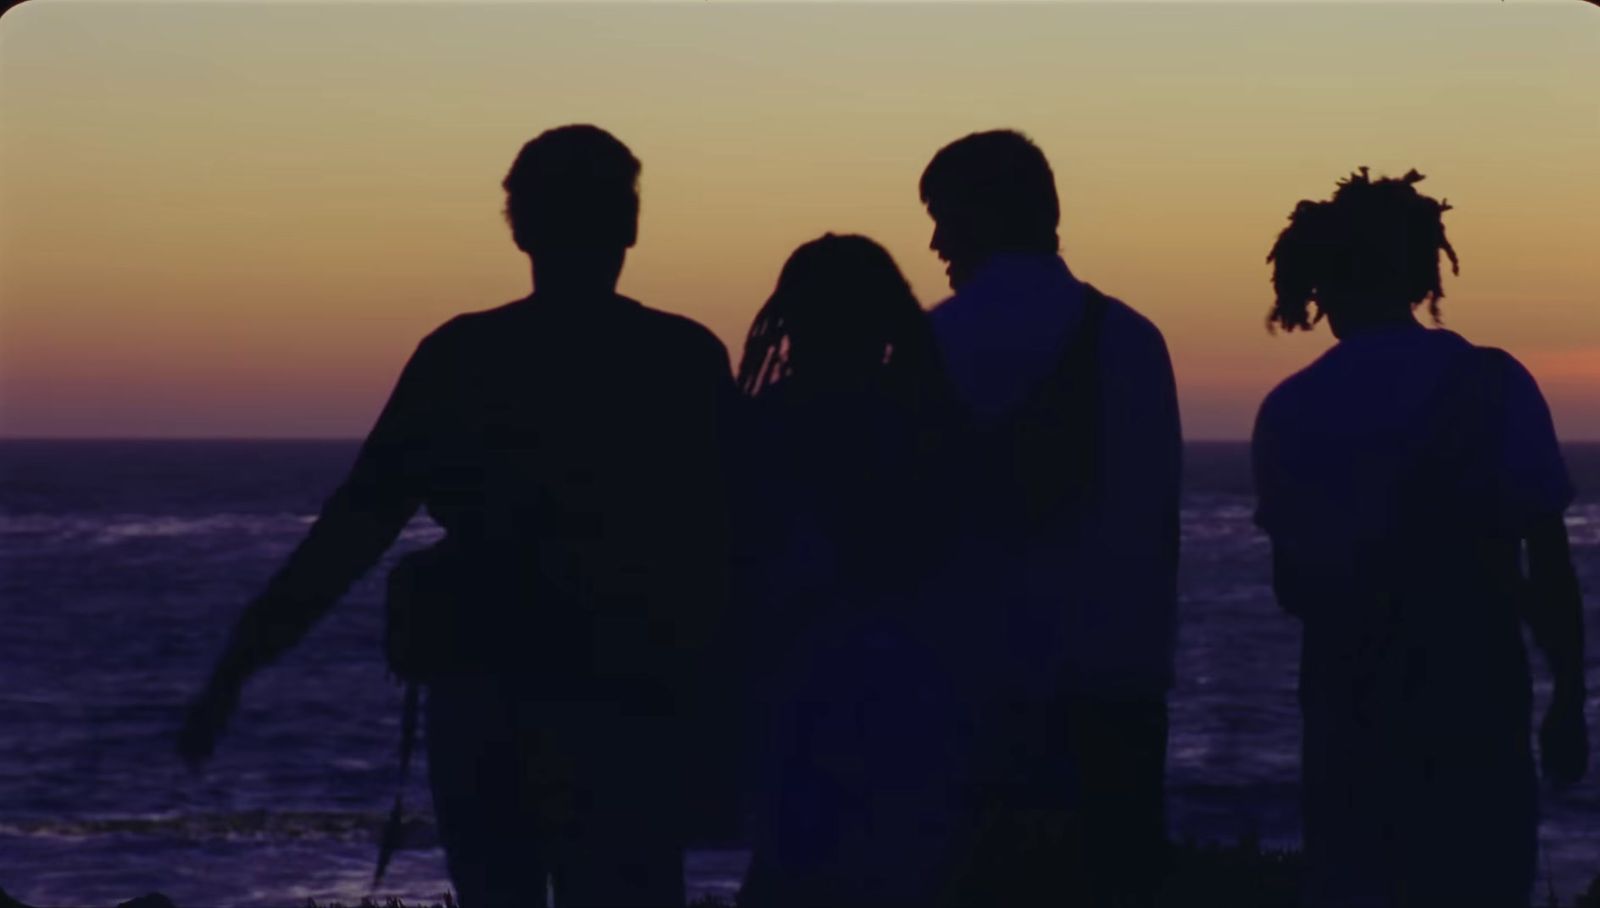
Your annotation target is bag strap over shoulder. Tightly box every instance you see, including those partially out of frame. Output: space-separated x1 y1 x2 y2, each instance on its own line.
1003 282 1112 523
373 681 420 890
1058 283 1111 383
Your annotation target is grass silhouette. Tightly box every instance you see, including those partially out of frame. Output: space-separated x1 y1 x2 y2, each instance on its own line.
286 838 1600 908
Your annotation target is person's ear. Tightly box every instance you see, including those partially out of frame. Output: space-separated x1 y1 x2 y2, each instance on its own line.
505 210 531 255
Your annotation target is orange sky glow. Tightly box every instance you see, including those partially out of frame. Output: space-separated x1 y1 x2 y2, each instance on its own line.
2 1 1596 439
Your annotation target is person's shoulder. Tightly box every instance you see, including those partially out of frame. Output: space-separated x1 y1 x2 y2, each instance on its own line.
402 302 524 360
629 299 732 365
1466 341 1552 409
631 299 725 347
1465 338 1532 380
630 298 715 337
926 290 962 330
1255 375 1297 428
1254 355 1328 438
1262 352 1324 403
1084 284 1170 359
1092 288 1158 335
1414 329 1545 404
426 299 529 339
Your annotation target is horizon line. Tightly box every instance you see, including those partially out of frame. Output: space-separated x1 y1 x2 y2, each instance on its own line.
6 435 1600 445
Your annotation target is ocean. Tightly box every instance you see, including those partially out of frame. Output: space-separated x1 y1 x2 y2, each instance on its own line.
1 440 1596 906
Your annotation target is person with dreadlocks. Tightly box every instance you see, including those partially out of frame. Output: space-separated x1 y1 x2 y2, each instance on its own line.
1253 168 1588 907
732 233 971 908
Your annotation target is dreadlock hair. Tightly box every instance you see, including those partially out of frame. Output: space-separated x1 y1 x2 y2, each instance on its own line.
738 234 957 588
737 234 941 402
1265 167 1459 333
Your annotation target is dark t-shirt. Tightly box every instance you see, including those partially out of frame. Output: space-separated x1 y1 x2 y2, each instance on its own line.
1251 326 1573 900
244 292 739 699
1253 326 1574 721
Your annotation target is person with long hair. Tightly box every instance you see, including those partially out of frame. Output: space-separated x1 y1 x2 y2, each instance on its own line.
733 234 966 908
1253 168 1588 907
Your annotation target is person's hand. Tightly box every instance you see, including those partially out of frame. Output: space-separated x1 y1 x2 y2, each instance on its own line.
177 673 242 772
1540 691 1589 790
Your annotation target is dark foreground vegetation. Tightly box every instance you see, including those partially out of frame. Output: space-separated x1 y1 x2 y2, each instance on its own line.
4 840 1597 908
299 837 1598 908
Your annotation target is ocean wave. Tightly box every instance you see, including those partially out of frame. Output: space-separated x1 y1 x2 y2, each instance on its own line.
4 503 1573 550
0 513 445 548
1565 503 1600 547
0 810 438 847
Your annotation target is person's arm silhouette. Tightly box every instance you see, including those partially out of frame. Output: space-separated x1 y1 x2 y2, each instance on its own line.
1525 515 1589 790
178 330 449 768
1488 352 1589 790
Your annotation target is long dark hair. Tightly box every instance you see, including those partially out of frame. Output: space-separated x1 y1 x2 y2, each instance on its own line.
737 233 943 404
737 234 954 585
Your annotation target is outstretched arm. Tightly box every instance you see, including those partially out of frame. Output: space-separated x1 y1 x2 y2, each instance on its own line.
180 331 448 765
1525 513 1589 789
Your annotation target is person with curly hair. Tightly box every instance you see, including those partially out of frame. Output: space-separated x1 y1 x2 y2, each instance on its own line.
1253 168 1589 907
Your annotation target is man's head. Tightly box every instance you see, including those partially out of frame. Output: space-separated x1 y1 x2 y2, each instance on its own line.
503 125 640 286
920 129 1061 290
1265 167 1458 337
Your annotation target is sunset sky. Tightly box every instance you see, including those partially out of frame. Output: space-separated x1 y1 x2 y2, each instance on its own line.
2 0 1596 439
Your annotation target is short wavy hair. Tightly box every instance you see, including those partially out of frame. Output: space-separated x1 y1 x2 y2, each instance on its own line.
502 125 640 255
919 129 1061 254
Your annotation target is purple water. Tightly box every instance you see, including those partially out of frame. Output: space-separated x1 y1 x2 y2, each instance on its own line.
1 441 1596 905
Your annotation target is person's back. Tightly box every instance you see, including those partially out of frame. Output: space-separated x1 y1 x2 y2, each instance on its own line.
928 252 1179 697
420 290 732 908
732 235 967 908
178 126 737 908
1252 168 1588 908
422 295 732 696
917 130 1181 908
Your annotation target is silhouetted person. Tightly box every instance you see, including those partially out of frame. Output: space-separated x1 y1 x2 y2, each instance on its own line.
177 125 737 908
1253 168 1589 908
732 235 966 908
919 130 1182 908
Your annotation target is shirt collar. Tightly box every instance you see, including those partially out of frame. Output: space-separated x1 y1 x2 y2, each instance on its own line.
951 252 1076 305
1333 317 1431 346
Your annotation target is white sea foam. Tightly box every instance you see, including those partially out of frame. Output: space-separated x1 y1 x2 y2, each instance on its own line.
0 513 445 547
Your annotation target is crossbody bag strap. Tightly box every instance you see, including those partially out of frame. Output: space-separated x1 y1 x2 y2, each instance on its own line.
1007 282 1111 522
